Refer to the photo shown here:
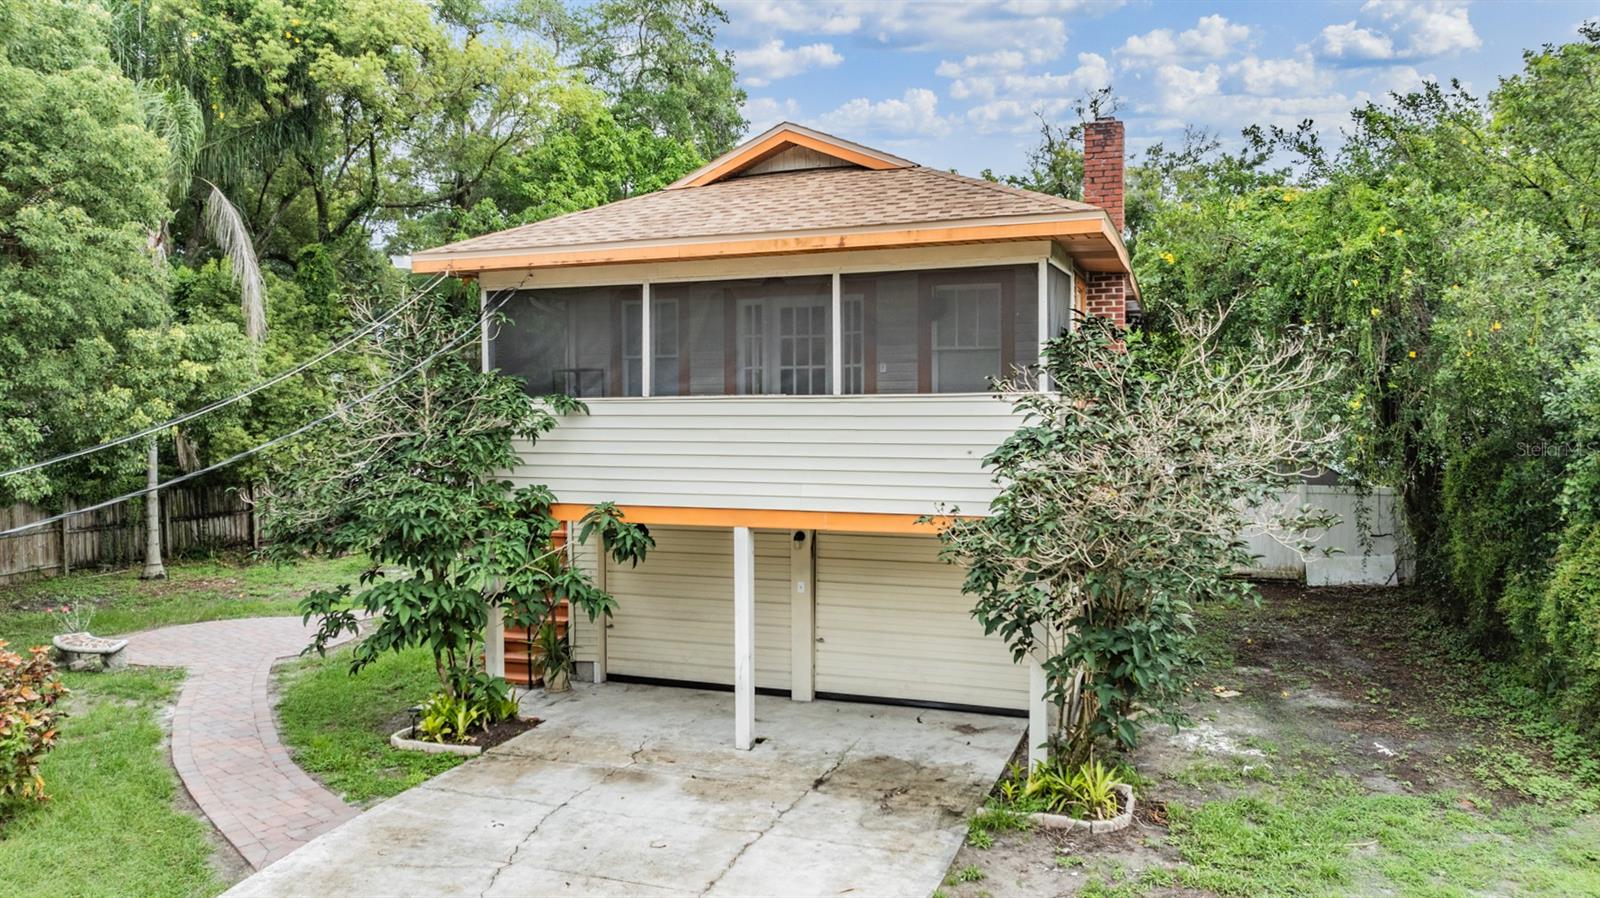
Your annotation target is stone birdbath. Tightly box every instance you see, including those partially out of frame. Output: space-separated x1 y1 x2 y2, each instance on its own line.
52 632 129 672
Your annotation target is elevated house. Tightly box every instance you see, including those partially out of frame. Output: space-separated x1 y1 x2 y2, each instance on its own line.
408 119 1137 763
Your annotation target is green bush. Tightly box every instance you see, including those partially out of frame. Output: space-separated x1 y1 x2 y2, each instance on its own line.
1539 524 1600 734
1439 438 1566 647
0 641 69 804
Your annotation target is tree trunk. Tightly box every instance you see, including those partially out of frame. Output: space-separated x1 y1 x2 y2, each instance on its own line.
140 436 166 580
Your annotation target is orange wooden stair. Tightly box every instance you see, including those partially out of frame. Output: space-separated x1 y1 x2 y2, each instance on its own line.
503 602 568 689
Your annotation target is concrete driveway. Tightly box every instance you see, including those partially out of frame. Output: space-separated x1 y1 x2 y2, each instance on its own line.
225 682 1023 897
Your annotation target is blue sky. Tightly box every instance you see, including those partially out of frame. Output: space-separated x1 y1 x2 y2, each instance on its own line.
715 0 1596 176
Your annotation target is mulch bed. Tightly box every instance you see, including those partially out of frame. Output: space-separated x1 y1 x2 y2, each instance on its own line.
469 716 541 750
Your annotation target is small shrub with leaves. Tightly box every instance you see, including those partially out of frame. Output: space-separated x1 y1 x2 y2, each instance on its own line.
1023 759 1125 820
0 641 69 804
940 313 1341 763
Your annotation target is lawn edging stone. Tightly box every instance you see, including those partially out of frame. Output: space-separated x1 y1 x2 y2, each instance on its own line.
388 727 483 757
976 784 1136 834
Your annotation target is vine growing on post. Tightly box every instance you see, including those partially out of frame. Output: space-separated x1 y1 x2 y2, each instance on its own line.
260 291 651 721
938 313 1344 764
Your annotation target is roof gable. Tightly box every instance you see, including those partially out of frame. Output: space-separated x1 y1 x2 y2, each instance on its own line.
666 123 913 190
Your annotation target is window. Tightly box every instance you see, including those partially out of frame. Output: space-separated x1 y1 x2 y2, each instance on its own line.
1047 264 1074 342
622 298 680 396
930 283 1003 392
840 265 1038 394
841 295 865 395
492 286 640 397
654 276 831 396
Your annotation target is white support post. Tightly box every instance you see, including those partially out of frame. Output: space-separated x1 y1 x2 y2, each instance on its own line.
733 526 756 750
640 282 653 397
479 285 491 374
593 534 608 683
485 597 506 679
789 530 815 701
481 283 504 680
830 271 843 396
1036 260 1051 392
1027 653 1049 770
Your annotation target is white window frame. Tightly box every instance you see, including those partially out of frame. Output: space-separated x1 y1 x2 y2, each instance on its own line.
929 282 1003 392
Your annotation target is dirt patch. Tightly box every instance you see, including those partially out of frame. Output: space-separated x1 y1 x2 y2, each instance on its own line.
822 755 971 820
942 581 1593 897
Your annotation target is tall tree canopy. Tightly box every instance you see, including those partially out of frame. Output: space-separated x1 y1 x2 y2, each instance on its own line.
1095 24 1600 734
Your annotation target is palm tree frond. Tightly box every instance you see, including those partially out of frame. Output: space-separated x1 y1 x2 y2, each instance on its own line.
139 84 204 196
202 182 267 342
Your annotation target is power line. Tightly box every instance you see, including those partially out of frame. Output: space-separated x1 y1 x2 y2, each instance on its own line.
0 278 526 539
0 271 452 480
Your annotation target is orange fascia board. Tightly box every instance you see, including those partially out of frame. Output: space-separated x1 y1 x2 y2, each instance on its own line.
549 504 965 535
411 217 1110 275
674 131 905 190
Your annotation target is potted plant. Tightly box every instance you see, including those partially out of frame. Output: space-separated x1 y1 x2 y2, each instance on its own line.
536 620 572 693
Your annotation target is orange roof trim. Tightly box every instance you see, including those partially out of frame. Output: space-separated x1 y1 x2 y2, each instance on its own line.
666 122 914 190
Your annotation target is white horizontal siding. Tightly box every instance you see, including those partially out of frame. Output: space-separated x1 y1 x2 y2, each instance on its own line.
510 396 1020 516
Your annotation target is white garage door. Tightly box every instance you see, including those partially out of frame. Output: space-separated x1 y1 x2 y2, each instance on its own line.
815 533 1028 712
605 526 792 690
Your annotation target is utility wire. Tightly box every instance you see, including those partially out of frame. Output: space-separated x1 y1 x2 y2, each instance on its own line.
0 278 524 539
0 271 452 480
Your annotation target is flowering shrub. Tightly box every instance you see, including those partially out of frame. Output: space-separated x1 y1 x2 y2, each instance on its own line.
0 641 69 803
45 603 94 635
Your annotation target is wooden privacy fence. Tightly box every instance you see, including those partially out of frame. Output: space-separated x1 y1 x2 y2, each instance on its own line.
0 484 258 585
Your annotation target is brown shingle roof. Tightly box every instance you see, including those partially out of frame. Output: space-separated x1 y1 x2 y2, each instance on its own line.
417 166 1098 258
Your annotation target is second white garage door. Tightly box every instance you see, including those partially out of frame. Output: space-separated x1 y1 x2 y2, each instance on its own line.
814 533 1028 712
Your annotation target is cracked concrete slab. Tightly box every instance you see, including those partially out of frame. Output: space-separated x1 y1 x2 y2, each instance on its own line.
224 683 1023 898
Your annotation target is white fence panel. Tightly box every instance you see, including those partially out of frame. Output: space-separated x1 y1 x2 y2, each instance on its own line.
1240 484 1407 586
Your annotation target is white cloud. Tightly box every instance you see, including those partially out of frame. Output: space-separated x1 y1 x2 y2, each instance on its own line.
742 96 803 135
1365 0 1481 56
949 52 1112 101
731 2 861 35
815 88 952 138
1153 63 1224 114
736 40 843 87
955 53 1114 133
1119 15 1251 66
1232 56 1322 96
1320 21 1395 60
725 1 1104 61
935 50 1028 78
1320 1 1479 62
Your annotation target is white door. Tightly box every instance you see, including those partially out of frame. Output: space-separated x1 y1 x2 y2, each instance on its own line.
814 533 1028 712
604 526 792 689
737 296 830 395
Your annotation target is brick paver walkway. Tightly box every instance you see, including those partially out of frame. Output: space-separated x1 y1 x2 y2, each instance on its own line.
126 617 360 869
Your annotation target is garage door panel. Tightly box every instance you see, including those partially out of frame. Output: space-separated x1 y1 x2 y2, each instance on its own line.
816 533 1026 712
606 527 790 690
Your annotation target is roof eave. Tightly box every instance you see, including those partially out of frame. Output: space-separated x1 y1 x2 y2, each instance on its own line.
411 211 1135 285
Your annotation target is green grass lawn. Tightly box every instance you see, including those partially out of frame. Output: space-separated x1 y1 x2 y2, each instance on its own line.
954 585 1600 898
0 553 366 898
275 646 467 805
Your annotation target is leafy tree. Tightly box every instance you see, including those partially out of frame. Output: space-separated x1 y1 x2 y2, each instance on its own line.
573 0 745 155
1101 23 1600 731
939 316 1342 762
262 292 650 711
0 0 173 504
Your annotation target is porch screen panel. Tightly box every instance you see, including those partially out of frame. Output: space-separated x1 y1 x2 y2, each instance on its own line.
1047 264 1073 343
651 276 832 395
840 265 1039 394
492 286 640 398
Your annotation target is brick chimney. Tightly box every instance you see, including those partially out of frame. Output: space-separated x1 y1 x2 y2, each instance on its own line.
1082 116 1129 326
